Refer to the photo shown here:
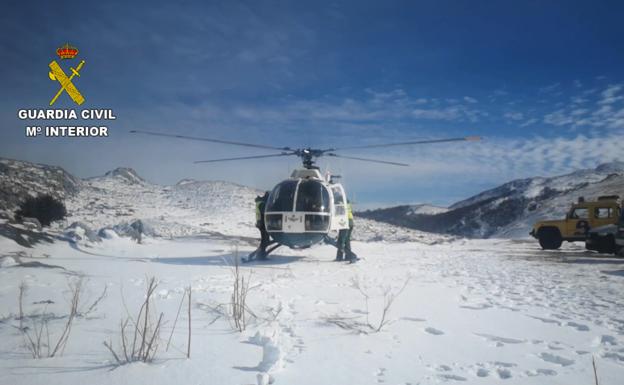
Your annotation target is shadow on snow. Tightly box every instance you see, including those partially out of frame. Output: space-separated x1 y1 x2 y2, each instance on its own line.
151 253 305 267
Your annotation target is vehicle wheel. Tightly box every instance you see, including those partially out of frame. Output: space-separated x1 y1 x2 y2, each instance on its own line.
538 228 562 250
597 235 616 254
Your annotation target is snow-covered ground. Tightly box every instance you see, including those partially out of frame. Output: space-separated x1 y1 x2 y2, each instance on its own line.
1 233 623 385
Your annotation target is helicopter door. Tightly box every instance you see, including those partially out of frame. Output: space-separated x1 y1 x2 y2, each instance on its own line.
330 185 349 231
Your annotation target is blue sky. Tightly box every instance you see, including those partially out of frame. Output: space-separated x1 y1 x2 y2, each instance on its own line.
1 1 624 208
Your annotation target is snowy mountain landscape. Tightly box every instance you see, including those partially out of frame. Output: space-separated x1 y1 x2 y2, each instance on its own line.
359 162 624 239
1 157 623 385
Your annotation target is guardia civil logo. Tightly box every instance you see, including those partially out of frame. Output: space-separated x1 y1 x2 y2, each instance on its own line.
48 43 86 106
16 43 115 138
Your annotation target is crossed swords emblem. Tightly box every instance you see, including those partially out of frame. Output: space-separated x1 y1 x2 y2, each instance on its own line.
48 60 85 105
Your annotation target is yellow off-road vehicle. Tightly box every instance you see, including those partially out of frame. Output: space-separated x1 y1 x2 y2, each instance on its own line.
530 196 621 249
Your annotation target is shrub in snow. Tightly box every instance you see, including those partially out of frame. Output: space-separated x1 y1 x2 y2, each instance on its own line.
15 195 66 227
103 277 192 364
20 278 84 358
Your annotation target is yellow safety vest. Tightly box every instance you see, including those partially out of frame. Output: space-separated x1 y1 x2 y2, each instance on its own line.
347 202 353 220
255 201 262 222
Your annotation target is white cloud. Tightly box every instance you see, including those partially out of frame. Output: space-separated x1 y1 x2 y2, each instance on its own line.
538 83 561 94
504 111 524 121
541 84 624 130
376 134 623 183
599 84 624 105
520 118 538 127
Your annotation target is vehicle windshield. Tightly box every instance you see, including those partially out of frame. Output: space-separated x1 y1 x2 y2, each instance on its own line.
296 180 330 212
267 180 298 212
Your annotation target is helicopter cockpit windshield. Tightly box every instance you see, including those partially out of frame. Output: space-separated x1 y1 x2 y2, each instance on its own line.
267 180 331 214
267 180 298 212
296 180 330 213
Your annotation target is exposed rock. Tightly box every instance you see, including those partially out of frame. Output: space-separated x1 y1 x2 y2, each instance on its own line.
112 219 153 242
97 228 119 239
64 222 102 243
101 167 145 184
21 217 42 231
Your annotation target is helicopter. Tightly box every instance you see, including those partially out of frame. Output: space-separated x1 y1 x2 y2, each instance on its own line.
130 130 481 260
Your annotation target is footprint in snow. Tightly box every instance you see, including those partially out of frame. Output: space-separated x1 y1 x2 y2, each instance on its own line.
491 362 517 368
474 333 525 345
538 352 575 366
527 315 562 326
374 367 386 383
525 368 557 377
602 351 624 362
496 368 512 379
567 321 590 331
437 374 467 382
424 327 444 335
595 335 617 346
459 303 492 310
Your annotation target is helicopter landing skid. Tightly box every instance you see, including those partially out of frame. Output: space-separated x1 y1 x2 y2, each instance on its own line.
323 235 338 247
242 242 281 263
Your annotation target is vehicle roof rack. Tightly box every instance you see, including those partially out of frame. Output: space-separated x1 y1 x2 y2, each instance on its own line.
597 195 620 201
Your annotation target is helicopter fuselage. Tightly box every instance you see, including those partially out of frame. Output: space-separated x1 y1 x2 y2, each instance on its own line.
264 168 349 249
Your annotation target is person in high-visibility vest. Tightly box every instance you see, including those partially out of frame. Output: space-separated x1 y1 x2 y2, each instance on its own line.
254 191 270 260
336 200 358 262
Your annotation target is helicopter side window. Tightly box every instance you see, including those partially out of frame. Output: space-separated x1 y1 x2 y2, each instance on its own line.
332 187 345 205
296 180 330 212
332 186 346 215
267 181 298 212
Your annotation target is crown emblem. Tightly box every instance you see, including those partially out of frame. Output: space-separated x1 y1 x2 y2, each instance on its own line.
56 43 79 60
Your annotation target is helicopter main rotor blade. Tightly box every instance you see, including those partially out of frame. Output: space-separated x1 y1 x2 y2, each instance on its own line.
130 129 292 151
194 153 295 164
328 136 481 151
326 153 409 167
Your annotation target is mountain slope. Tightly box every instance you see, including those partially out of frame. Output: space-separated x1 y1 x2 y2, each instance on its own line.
0 158 448 244
0 158 81 216
359 162 624 238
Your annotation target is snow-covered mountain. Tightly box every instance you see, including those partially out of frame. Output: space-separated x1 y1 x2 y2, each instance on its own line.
407 204 448 215
0 157 447 244
0 158 81 214
359 162 624 238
